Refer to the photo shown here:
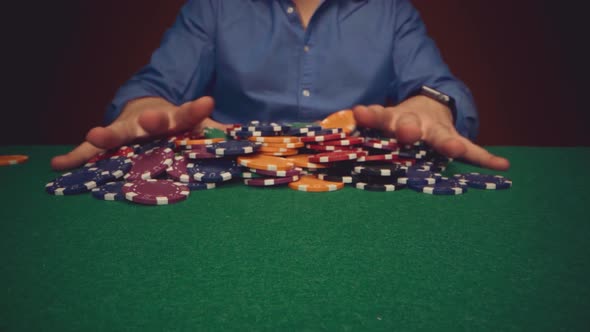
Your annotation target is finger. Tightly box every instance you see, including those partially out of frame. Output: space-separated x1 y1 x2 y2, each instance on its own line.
50 141 103 171
352 104 395 133
425 123 467 158
171 96 215 132
456 138 511 171
394 112 422 144
137 109 170 136
85 122 132 151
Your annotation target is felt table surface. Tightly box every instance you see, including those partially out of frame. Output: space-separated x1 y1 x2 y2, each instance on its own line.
1 146 589 331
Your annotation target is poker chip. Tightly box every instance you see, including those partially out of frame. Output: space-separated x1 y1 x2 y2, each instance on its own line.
86 156 133 180
356 153 396 162
207 141 261 156
284 154 332 169
319 110 356 134
354 163 405 177
246 168 301 177
248 136 301 143
288 175 345 192
410 178 468 195
0 155 29 166
244 175 300 187
261 141 304 149
175 137 225 147
354 182 406 192
397 168 441 186
191 158 241 183
299 132 347 143
87 146 135 163
453 172 513 190
237 155 295 171
308 151 367 163
183 145 223 159
42 119 514 204
314 137 364 146
46 167 112 195
301 128 343 136
185 182 217 191
284 125 323 135
91 182 126 201
166 156 196 183
125 147 174 181
317 173 358 184
123 179 190 205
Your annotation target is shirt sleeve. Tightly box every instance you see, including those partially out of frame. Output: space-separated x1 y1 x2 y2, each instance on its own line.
389 0 479 140
103 0 217 125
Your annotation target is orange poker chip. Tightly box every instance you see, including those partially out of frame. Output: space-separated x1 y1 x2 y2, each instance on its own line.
0 155 29 166
319 110 356 134
259 149 299 157
237 154 295 171
248 136 301 144
284 154 332 169
261 141 305 149
175 138 225 147
258 146 293 153
288 175 344 192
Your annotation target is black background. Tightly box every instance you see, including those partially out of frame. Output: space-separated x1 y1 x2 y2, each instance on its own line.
2 0 587 146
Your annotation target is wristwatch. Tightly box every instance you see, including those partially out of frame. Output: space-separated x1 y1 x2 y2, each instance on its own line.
419 85 456 122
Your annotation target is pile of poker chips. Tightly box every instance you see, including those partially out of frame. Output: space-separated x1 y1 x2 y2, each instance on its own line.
45 113 512 205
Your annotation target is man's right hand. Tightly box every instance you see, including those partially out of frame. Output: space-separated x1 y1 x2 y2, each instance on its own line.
51 96 223 171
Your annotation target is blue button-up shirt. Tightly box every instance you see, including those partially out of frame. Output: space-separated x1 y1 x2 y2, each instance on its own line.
106 0 479 139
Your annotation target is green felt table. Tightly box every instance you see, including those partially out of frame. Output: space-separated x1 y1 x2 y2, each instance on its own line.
1 145 589 331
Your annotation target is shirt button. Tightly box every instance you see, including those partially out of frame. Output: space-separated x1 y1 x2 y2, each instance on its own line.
287 7 295 14
304 45 310 52
302 89 311 97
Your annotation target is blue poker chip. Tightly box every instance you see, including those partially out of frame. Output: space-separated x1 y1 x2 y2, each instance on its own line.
410 177 468 195
185 182 217 191
284 125 324 136
91 181 126 201
244 122 291 133
86 156 133 180
453 172 512 190
190 158 242 183
134 137 175 154
206 141 261 156
46 167 113 195
231 129 282 138
397 168 441 186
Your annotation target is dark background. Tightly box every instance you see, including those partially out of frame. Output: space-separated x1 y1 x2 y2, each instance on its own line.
2 0 587 146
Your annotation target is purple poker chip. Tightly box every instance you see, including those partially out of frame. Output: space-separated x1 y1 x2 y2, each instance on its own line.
410 177 468 195
122 179 190 205
125 147 175 181
166 156 196 183
453 172 512 190
246 168 301 178
185 182 217 191
182 145 224 160
243 175 300 187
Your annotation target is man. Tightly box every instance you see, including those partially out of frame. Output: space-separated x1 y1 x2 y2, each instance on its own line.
51 0 510 171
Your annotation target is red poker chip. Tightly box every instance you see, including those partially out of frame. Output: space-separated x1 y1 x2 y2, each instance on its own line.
182 145 223 159
308 150 367 163
299 132 347 143
122 179 190 205
356 153 397 162
314 137 364 146
363 139 400 151
87 146 135 164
